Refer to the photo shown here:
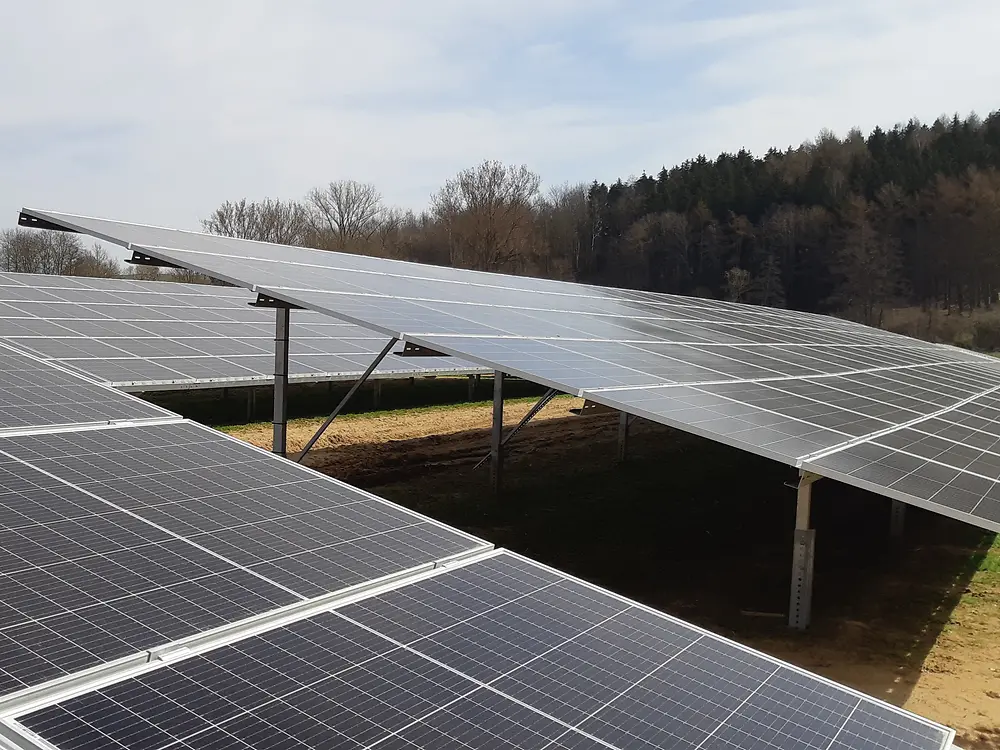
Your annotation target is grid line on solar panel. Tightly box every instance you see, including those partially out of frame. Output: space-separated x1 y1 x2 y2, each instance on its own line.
0 271 484 389
12 552 952 750
0 419 488 701
799 382 1000 464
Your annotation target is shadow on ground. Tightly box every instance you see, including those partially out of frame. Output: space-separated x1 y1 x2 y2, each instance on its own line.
304 411 994 734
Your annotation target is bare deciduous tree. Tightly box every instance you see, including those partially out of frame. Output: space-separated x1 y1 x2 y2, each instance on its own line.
0 229 120 277
202 198 308 245
724 267 753 302
432 161 541 272
536 183 588 279
306 180 385 251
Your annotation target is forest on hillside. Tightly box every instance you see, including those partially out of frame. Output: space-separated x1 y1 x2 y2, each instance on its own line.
4 111 1000 341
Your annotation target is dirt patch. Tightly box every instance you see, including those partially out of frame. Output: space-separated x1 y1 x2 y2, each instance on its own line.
223 400 1000 745
226 396 593 484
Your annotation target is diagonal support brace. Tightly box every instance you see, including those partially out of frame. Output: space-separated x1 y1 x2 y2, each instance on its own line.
475 388 558 470
295 337 398 463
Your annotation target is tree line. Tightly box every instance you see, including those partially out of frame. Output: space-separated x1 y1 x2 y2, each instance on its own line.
4 111 1000 333
199 111 1000 328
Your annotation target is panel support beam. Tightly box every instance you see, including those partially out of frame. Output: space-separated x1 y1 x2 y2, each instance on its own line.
295 337 398 463
272 307 290 457
246 387 256 423
491 371 505 495
618 411 630 463
890 499 906 540
789 471 822 631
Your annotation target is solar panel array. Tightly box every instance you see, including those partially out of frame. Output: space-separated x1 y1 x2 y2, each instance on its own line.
0 209 959 750
10 552 953 750
0 271 481 391
0 419 488 698
23 209 1000 534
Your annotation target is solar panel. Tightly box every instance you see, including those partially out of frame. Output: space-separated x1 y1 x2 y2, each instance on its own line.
0 419 489 700
0 272 483 391
0 342 173 431
9 552 954 750
0 420 489 599
0 446 297 696
21 209 1000 532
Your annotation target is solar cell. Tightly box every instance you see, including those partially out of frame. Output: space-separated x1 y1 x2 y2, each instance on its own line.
0 449 297 696
10 552 954 750
0 272 484 391
0 421 490 602
21 209 1000 533
0 342 172 431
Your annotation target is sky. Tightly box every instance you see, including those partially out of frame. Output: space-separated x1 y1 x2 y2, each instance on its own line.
3 0 1000 232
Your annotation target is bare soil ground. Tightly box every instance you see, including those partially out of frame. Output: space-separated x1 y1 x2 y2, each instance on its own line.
224 397 1000 748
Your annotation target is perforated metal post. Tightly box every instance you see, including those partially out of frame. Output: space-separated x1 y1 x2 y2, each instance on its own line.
890 499 906 539
272 308 290 457
467 374 476 401
373 380 382 410
491 371 504 495
618 411 630 463
246 387 256 423
789 471 820 630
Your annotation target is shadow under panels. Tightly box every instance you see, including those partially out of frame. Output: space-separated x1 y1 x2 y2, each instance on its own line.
0 420 488 699
12 552 953 750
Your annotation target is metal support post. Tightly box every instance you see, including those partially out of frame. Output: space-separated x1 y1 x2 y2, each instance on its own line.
618 411 630 462
491 371 504 495
373 380 382 410
789 471 821 630
296 338 398 463
246 387 256 423
475 388 558 470
890 499 906 540
272 308 290 457
467 374 476 401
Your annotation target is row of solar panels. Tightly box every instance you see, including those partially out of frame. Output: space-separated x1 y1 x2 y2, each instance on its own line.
0 274 954 743
0 271 483 391
26 209 999 536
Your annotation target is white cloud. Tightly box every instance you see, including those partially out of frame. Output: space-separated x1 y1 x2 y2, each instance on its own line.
2 0 999 235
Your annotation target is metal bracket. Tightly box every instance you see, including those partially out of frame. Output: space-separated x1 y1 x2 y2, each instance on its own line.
17 212 76 232
396 342 449 357
250 293 304 310
474 388 558 469
570 399 616 416
799 471 822 485
126 249 183 269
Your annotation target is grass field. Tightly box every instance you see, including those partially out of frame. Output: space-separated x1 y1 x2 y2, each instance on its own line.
222 398 1000 748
